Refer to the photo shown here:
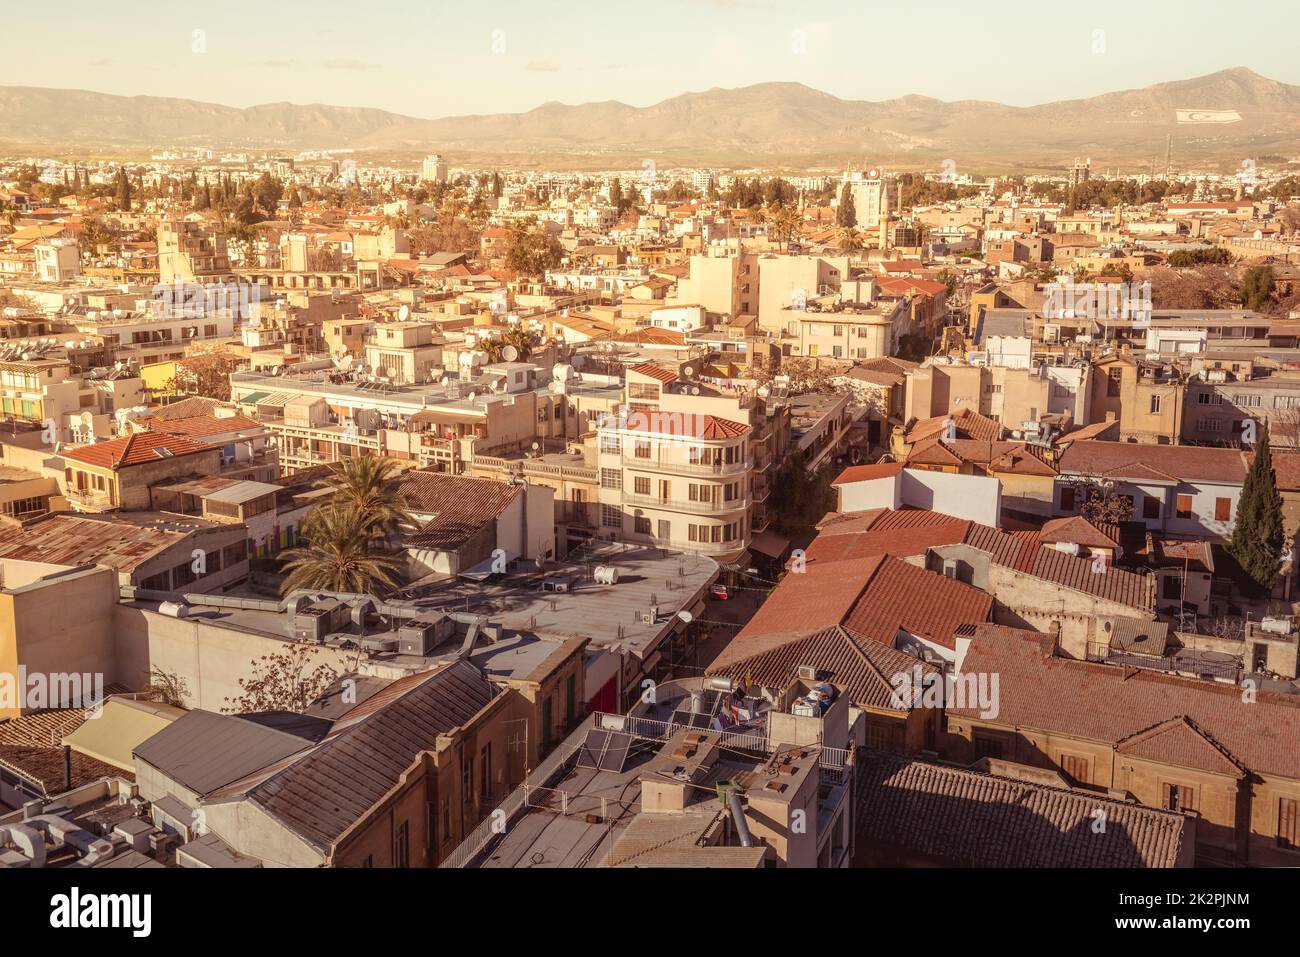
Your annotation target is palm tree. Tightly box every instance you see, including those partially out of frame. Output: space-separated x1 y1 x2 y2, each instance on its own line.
837 227 863 254
280 504 404 596
316 455 415 540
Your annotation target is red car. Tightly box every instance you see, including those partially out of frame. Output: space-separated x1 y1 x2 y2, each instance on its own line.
710 583 731 600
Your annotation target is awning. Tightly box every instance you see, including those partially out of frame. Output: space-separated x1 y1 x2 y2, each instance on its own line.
237 391 269 405
749 529 791 559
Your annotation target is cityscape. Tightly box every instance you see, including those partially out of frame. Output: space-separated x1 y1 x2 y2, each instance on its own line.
0 0 1291 927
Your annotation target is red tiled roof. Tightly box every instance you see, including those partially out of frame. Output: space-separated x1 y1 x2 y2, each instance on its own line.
855 749 1188 867
1059 441 1247 485
842 556 993 649
953 625 1300 781
628 362 678 384
706 625 941 712
906 408 1001 444
832 462 903 485
1040 515 1122 549
397 472 522 550
1115 716 1245 778
62 431 215 469
143 414 262 437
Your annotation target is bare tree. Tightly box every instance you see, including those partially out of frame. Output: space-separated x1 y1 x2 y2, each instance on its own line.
222 645 341 714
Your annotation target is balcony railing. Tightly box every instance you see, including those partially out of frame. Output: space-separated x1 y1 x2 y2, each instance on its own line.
621 454 752 477
621 492 752 515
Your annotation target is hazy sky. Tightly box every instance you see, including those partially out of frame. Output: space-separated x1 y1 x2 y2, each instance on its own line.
6 0 1298 117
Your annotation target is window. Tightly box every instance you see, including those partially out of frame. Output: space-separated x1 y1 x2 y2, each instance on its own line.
1164 783 1196 813
633 441 651 459
1060 486 1076 512
1142 496 1162 520
600 468 621 490
1059 754 1089 785
1175 494 1193 519
628 382 660 401
480 743 492 800
1107 368 1122 397
1162 575 1183 600
1149 395 1162 414
565 673 576 724
600 505 622 529
657 519 670 540
973 734 1004 760
1215 497 1232 522
541 696 553 752
634 516 652 534
633 476 650 495
600 436 622 454
1279 798 1300 851
394 821 410 868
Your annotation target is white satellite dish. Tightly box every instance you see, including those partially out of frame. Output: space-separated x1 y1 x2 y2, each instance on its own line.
677 610 694 624
398 304 410 321
501 345 519 362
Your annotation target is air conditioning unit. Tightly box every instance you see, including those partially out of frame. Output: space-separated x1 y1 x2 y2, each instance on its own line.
796 664 818 681
1042 324 1059 343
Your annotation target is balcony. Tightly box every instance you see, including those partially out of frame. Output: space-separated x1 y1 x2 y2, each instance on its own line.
66 488 115 510
621 454 752 477
622 492 752 515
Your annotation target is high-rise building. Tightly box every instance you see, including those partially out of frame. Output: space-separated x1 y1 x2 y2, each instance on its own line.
841 168 897 232
422 154 449 184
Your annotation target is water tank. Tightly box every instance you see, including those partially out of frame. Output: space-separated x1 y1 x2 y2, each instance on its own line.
158 602 189 618
593 565 619 585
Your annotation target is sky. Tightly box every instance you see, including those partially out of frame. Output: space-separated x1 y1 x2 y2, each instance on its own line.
4 0 1299 118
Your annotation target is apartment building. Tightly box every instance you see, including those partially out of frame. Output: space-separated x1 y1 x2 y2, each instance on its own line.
0 357 145 444
1183 372 1300 447
1086 352 1185 444
757 254 850 335
905 359 1086 429
781 297 906 362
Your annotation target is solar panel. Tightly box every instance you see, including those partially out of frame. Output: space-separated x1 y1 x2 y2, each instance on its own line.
576 729 610 770
597 731 632 773
670 709 713 730
576 729 633 772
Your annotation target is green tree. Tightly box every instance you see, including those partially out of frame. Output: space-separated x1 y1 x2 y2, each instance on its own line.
280 503 405 596
1229 423 1285 594
115 166 132 211
836 183 855 227
316 456 415 541
1240 266 1275 312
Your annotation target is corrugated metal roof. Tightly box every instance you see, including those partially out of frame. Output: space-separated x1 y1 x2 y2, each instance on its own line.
241 660 497 851
132 710 315 797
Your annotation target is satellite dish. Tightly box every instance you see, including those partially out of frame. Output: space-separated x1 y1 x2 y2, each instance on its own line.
677 610 694 624
501 345 519 362
398 304 410 321
531 442 540 451
682 365 695 379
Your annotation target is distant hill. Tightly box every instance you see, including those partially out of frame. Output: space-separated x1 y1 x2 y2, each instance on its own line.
2 68 1299 169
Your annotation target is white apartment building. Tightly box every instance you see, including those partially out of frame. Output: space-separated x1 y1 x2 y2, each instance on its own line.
595 365 762 562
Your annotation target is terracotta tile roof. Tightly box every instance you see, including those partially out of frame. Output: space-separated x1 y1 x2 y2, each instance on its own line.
0 745 128 795
1040 515 1123 549
1252 450 1300 491
1030 546 1155 609
1058 419 1120 444
725 557 885 658
806 519 968 565
628 362 678 384
905 439 967 467
842 556 994 650
906 408 1001 444
953 625 1300 780
832 462 903 484
145 397 227 421
706 625 941 711
397 471 522 550
143 414 263 437
1115 716 1246 778
611 328 685 346
855 749 1189 867
62 431 214 469
1058 441 1247 485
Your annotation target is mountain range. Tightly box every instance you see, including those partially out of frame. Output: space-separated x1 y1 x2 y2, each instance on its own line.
2 68 1298 170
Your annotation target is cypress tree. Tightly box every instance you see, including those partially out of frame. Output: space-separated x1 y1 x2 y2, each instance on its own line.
1229 422 1285 594
115 166 132 211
